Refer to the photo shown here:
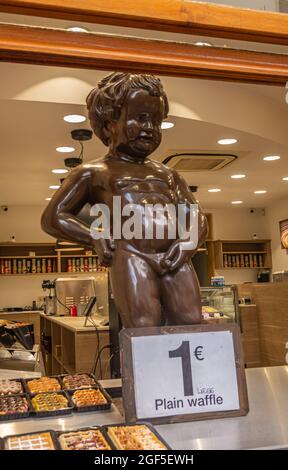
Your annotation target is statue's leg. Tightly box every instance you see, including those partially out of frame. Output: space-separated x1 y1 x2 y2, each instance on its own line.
159 261 202 325
110 249 161 328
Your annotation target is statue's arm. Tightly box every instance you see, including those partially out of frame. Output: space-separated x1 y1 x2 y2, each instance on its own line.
172 170 208 249
41 165 94 247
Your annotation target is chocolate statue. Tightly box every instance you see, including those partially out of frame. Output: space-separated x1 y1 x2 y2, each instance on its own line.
41 73 208 328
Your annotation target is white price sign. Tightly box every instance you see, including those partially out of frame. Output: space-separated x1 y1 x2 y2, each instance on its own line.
120 325 248 423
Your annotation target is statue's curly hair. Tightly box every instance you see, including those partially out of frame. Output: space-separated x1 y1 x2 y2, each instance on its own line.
86 72 169 146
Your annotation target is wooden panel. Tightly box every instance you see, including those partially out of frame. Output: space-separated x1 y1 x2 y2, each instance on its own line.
1 24 288 85
75 331 110 378
1 1 288 45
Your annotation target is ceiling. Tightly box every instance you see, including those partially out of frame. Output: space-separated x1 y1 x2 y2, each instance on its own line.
0 14 288 210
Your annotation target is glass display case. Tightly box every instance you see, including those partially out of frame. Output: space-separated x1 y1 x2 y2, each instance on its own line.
200 285 239 324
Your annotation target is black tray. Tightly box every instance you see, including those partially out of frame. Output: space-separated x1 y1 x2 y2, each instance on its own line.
0 394 32 422
30 391 74 418
68 386 112 413
56 426 114 451
103 422 172 450
59 373 97 391
23 376 62 395
0 378 24 396
3 429 60 451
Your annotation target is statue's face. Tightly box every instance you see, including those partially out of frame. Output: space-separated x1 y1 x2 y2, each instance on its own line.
111 89 164 159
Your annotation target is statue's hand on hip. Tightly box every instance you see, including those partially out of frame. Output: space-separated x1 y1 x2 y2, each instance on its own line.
92 238 115 267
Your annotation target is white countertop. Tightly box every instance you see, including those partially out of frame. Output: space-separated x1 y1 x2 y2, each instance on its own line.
0 310 42 315
40 313 109 332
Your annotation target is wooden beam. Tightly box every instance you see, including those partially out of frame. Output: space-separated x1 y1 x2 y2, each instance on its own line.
1 0 288 46
0 24 288 86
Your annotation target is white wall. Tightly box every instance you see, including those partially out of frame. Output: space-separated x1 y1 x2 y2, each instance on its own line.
0 205 53 243
266 197 288 272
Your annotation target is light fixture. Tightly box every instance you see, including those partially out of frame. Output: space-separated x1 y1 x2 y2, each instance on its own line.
66 26 89 33
263 155 280 161
231 174 246 179
282 177 288 181
64 114 86 123
56 146 75 153
45 197 52 201
52 169 68 174
254 190 267 194
49 185 60 190
161 121 174 129
208 188 221 192
231 200 243 204
195 41 212 47
218 138 238 145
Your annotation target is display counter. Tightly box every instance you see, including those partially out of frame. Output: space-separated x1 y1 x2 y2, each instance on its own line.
40 314 111 378
0 310 41 344
0 366 288 449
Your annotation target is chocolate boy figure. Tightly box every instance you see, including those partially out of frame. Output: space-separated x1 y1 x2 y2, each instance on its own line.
41 73 208 328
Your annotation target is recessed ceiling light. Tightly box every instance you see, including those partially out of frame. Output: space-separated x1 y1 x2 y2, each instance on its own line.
218 138 238 145
56 146 75 153
67 26 88 33
231 200 243 204
231 174 246 179
49 185 60 190
161 121 174 129
52 169 68 174
282 177 288 181
263 155 280 161
45 197 52 201
208 188 221 192
195 41 212 47
64 114 86 123
254 190 267 194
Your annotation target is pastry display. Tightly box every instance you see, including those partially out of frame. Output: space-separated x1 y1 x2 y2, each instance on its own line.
107 425 167 450
59 429 111 450
0 379 23 395
72 388 108 407
32 393 69 412
62 374 96 390
27 377 61 394
4 322 30 329
6 432 55 450
0 396 29 416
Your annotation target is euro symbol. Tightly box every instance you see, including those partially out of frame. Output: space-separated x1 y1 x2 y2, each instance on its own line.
194 346 204 361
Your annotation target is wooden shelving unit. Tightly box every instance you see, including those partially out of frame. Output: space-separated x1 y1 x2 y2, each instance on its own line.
214 239 272 270
0 242 107 276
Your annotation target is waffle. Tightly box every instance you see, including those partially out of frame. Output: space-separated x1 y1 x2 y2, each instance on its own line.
6 432 55 450
72 389 107 407
27 377 61 394
0 379 23 395
59 430 111 450
62 374 96 390
0 396 28 415
107 425 167 450
32 393 68 412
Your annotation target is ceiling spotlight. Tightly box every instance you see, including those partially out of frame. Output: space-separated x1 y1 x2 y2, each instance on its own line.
52 169 68 174
282 177 288 181
231 174 246 179
208 188 221 192
195 41 212 47
45 197 52 201
161 121 174 129
231 200 243 204
64 114 86 123
67 26 89 33
56 146 75 153
254 190 267 194
49 185 60 190
263 155 281 161
218 138 238 145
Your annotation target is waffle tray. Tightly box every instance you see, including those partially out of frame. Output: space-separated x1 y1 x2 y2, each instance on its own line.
103 422 171 450
56 426 114 451
3 430 60 450
0 394 32 422
67 386 112 413
30 391 74 418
